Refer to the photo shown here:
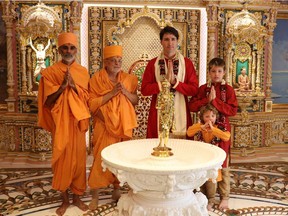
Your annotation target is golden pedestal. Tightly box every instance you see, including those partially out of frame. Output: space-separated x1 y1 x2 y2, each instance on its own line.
151 146 173 157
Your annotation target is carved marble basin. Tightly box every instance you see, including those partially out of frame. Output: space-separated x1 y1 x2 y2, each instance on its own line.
101 138 226 216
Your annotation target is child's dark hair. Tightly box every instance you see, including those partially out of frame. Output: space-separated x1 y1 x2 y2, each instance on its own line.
160 26 179 40
208 57 226 71
199 104 219 124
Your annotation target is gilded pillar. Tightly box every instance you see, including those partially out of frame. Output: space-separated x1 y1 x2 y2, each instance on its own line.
27 48 33 93
1 0 18 112
69 1 83 63
225 45 233 85
265 8 277 99
251 52 256 91
206 4 219 63
255 50 262 92
21 45 27 94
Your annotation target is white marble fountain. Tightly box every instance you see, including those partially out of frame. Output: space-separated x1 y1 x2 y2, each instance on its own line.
101 138 226 216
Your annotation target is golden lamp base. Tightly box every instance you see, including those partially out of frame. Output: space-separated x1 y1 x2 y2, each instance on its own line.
151 146 174 157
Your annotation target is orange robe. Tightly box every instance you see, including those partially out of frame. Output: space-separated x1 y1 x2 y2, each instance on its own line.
38 61 90 195
88 69 138 189
187 123 231 143
187 123 231 181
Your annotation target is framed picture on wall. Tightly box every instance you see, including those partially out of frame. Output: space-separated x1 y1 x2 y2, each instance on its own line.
272 14 288 104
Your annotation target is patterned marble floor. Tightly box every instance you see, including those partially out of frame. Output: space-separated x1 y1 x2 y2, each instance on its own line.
1 161 287 216
1 143 288 216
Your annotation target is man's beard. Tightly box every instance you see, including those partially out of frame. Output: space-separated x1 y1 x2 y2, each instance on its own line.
62 53 75 63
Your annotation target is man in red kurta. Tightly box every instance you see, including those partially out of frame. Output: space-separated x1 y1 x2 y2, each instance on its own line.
38 32 90 216
141 26 198 139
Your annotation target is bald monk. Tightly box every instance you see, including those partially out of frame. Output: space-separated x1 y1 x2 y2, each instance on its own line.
38 32 90 216
88 45 138 210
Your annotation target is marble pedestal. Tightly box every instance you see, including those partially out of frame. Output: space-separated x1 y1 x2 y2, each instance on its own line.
101 139 226 216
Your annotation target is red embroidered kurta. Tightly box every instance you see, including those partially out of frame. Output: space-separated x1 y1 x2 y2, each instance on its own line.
141 57 198 138
189 83 238 167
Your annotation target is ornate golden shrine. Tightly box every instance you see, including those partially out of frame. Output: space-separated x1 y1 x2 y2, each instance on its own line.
213 2 287 156
224 6 267 104
16 2 62 114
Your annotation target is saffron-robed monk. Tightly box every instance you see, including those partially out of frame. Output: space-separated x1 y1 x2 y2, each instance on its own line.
38 32 90 216
87 45 138 210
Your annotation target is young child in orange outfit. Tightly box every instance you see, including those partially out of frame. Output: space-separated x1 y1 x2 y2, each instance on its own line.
187 103 230 210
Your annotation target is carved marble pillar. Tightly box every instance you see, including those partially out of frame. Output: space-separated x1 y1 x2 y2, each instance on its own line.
69 1 83 63
206 4 219 63
1 1 17 112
